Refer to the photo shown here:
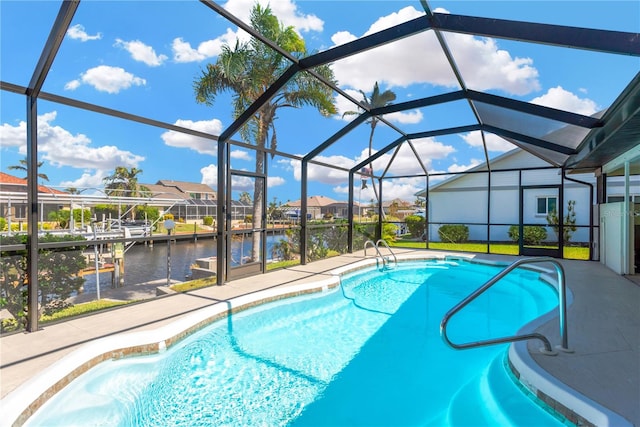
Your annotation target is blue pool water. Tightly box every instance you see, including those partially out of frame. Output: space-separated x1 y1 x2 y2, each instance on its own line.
26 259 567 426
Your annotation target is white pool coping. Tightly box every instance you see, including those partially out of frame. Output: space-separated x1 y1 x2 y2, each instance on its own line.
0 254 627 427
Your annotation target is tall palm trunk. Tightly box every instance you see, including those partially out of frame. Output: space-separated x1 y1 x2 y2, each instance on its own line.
252 154 264 262
367 121 383 218
250 112 271 262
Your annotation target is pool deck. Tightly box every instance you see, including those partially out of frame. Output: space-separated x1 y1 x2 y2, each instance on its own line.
0 249 638 426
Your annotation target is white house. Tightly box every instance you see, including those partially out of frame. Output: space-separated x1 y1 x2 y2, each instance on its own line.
416 149 639 256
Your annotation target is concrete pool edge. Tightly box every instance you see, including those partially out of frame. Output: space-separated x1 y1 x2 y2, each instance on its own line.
509 340 632 427
0 253 622 426
1 276 342 427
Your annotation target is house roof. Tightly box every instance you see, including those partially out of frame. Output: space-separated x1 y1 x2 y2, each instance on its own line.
142 183 187 200
288 195 339 208
141 180 217 201
415 148 536 196
382 198 413 208
0 172 67 195
154 180 216 198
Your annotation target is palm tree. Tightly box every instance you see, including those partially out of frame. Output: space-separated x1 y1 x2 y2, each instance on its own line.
103 166 150 219
194 4 337 262
342 82 396 209
8 158 49 182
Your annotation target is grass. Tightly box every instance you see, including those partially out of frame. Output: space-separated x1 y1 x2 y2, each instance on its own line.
157 223 212 234
170 276 217 292
40 299 132 323
391 238 589 260
267 259 300 270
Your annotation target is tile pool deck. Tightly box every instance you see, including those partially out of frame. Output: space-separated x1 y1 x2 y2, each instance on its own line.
0 249 638 426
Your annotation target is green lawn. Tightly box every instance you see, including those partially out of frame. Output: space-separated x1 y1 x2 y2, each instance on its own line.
39 299 133 323
391 239 589 260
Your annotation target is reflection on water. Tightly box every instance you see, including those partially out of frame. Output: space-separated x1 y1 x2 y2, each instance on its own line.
82 234 285 294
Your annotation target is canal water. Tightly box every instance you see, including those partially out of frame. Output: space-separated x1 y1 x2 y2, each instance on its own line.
82 234 285 294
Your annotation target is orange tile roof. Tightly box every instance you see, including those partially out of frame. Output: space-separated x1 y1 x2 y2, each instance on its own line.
0 172 67 194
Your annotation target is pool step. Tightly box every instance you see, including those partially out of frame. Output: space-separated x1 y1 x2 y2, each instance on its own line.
446 355 560 426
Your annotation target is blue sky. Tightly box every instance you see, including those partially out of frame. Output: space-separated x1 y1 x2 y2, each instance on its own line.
1 0 638 205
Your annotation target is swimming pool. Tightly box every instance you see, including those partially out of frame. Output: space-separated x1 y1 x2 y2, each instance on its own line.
23 258 567 426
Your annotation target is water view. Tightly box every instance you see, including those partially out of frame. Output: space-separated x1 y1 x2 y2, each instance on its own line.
81 234 286 295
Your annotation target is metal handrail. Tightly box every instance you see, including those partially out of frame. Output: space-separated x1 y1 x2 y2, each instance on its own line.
440 257 570 356
364 239 396 269
376 239 397 268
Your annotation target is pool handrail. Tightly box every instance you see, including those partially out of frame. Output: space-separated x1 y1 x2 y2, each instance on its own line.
440 257 570 356
375 239 397 268
363 239 397 269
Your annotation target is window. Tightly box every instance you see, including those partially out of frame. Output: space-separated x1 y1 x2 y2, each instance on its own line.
607 196 639 203
15 205 27 219
536 196 557 215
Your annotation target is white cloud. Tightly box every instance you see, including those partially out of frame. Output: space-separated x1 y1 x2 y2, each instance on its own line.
66 24 102 42
284 154 350 185
0 111 144 171
64 80 81 91
173 0 323 63
448 159 482 173
333 176 426 202
59 171 109 192
65 65 146 94
160 119 223 155
331 31 356 46
115 39 168 66
330 6 539 96
230 149 251 161
385 138 456 175
231 174 255 192
450 34 539 95
172 29 237 63
268 176 286 187
531 86 598 116
386 110 423 124
282 136 455 187
462 131 515 152
0 120 27 153
223 0 323 33
201 164 217 187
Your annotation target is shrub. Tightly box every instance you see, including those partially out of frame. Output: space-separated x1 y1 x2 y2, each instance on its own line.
0 217 6 231
203 216 214 226
43 299 74 316
547 200 577 242
508 225 548 245
382 222 398 242
405 214 425 238
0 234 86 326
163 213 174 221
438 224 469 243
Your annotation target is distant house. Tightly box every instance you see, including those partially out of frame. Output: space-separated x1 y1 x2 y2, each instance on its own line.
0 172 67 224
287 195 362 219
142 180 218 222
382 198 415 219
152 180 217 201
